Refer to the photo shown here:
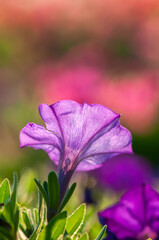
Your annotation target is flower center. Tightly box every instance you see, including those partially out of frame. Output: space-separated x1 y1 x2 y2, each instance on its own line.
137 226 157 240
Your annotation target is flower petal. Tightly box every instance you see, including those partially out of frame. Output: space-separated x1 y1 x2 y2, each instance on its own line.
20 122 62 164
39 103 63 139
50 100 119 150
50 100 132 169
20 100 132 171
77 121 132 170
99 203 142 239
120 184 159 227
99 184 159 239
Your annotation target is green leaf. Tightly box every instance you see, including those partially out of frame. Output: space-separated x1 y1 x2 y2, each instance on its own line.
30 200 46 240
0 179 10 205
65 204 86 236
13 205 19 238
0 173 19 240
11 172 18 213
33 208 39 227
1 201 13 225
22 208 34 235
79 233 89 240
59 182 76 212
43 181 48 196
0 226 12 240
95 225 107 240
0 231 8 240
48 171 60 212
38 189 42 223
37 211 67 240
34 179 48 206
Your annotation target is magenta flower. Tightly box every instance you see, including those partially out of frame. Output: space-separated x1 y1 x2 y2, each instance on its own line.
20 100 132 199
92 154 153 192
99 184 159 240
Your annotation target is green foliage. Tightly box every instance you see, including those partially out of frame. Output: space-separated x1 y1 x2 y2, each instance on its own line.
59 182 76 213
20 208 38 238
65 204 86 236
95 225 107 240
47 171 60 221
0 171 107 240
38 211 67 240
79 233 89 240
0 179 10 205
0 172 19 240
34 171 76 223
34 179 48 207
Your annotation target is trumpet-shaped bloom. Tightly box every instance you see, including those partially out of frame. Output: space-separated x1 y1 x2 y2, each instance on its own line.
99 184 159 240
20 100 132 197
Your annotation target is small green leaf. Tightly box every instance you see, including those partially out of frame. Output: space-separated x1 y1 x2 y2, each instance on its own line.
0 179 10 205
22 208 34 235
38 189 42 223
59 182 76 212
11 172 18 213
33 208 39 226
95 225 107 240
34 179 48 206
43 181 48 196
30 200 47 240
65 204 86 236
79 233 89 240
37 211 67 240
48 171 60 212
13 205 19 238
1 201 13 225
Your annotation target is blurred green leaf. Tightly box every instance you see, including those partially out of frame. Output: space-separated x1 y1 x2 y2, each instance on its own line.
95 225 107 240
48 171 60 218
34 179 48 206
14 205 19 236
0 179 10 205
30 199 46 240
43 181 48 196
66 204 86 236
59 182 76 212
32 208 39 227
79 233 89 240
21 208 34 236
11 172 18 214
0 226 12 240
0 173 19 240
37 211 67 240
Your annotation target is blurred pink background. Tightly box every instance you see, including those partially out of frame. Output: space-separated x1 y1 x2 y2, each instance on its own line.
0 0 159 175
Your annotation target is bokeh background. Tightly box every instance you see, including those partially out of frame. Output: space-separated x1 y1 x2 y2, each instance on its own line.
0 0 159 201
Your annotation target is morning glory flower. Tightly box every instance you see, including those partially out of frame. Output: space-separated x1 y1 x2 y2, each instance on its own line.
20 100 132 199
99 184 159 240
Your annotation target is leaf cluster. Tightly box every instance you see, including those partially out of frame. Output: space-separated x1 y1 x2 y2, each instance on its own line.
0 172 106 240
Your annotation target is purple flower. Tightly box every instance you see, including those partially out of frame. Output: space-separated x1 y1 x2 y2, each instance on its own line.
92 154 153 192
99 184 159 240
20 100 132 199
